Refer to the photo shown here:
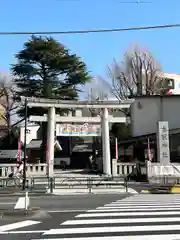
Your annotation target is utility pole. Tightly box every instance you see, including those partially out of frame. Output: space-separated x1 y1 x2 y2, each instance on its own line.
22 98 27 190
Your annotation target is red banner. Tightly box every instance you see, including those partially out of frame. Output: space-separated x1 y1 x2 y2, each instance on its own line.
147 138 152 161
17 136 21 165
115 138 118 161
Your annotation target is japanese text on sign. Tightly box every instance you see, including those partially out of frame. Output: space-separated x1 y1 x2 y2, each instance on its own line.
56 123 101 136
157 121 170 164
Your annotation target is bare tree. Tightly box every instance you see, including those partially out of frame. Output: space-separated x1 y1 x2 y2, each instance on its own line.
85 77 113 117
107 44 167 100
85 77 112 101
0 73 18 133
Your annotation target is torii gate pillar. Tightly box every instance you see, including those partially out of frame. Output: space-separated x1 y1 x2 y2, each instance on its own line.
46 107 55 177
101 108 111 176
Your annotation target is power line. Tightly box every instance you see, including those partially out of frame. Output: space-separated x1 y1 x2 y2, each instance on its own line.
56 0 152 3
0 23 179 36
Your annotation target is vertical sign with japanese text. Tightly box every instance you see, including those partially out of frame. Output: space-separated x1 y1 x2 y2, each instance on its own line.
157 121 170 164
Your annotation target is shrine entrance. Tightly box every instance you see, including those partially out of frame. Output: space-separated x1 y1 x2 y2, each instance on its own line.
26 98 134 176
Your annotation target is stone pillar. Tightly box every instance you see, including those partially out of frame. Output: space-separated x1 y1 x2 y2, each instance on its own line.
46 107 55 177
112 159 117 177
157 121 170 164
101 108 111 175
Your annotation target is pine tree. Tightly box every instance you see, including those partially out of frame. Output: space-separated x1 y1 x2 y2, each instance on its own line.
12 35 90 162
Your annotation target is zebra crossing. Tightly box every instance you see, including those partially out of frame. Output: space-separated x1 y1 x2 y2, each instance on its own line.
33 194 180 239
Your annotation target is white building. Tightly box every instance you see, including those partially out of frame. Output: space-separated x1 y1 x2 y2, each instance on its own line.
162 72 180 95
130 95 180 137
130 95 180 163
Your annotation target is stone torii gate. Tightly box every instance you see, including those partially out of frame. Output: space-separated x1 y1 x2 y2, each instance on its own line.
26 98 134 176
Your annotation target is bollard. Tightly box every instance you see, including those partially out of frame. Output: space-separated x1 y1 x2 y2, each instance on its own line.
124 177 128 193
31 178 35 190
87 177 92 194
125 182 128 193
50 177 54 193
52 177 55 192
25 191 28 211
26 179 29 189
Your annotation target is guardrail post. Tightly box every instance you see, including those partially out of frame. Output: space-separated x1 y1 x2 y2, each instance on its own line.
87 177 92 194
3 179 6 188
25 179 29 189
31 178 34 190
177 178 180 184
112 159 117 178
53 177 55 189
124 177 128 193
49 177 54 193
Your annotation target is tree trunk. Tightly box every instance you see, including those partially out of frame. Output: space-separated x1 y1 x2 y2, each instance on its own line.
7 112 11 145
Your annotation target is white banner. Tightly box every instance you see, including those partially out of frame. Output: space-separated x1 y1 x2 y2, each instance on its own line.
20 125 40 144
56 123 101 136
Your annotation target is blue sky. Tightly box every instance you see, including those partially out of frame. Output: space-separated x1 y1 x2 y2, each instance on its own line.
0 0 179 88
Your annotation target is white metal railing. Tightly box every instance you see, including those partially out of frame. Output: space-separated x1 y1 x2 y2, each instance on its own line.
0 163 47 177
117 162 136 176
112 161 147 177
0 162 146 178
147 162 180 177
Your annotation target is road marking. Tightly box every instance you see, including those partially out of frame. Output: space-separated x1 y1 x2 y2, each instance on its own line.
0 220 41 232
61 217 180 225
105 203 180 206
115 199 180 203
101 204 180 208
0 230 45 234
122 195 173 198
113 201 180 204
43 224 180 235
14 196 29 210
122 194 180 198
117 196 180 199
29 234 180 240
0 202 16 205
76 210 180 217
88 207 180 212
116 199 180 202
47 209 88 213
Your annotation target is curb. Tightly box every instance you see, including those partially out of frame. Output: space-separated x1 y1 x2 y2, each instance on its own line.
0 207 40 217
51 192 133 195
170 185 180 193
0 208 52 219
140 190 180 194
140 185 180 194
0 192 47 197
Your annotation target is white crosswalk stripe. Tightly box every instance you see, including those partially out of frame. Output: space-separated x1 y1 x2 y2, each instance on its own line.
32 194 180 239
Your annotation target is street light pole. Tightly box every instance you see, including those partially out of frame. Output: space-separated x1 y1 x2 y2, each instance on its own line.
22 98 27 190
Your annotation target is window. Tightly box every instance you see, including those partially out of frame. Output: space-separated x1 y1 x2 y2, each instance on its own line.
162 78 174 90
167 78 174 89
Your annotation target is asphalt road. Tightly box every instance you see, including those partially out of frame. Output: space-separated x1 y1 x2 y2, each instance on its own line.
0 193 129 240
0 194 130 211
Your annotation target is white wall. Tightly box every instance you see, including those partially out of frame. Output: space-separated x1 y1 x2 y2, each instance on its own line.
131 96 180 137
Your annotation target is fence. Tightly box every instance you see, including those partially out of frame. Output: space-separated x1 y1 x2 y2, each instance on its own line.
117 163 136 176
0 162 138 178
1 168 180 194
0 164 47 177
0 175 130 194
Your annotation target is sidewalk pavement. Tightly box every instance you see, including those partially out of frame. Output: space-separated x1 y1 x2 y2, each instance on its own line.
0 188 47 196
49 187 138 195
